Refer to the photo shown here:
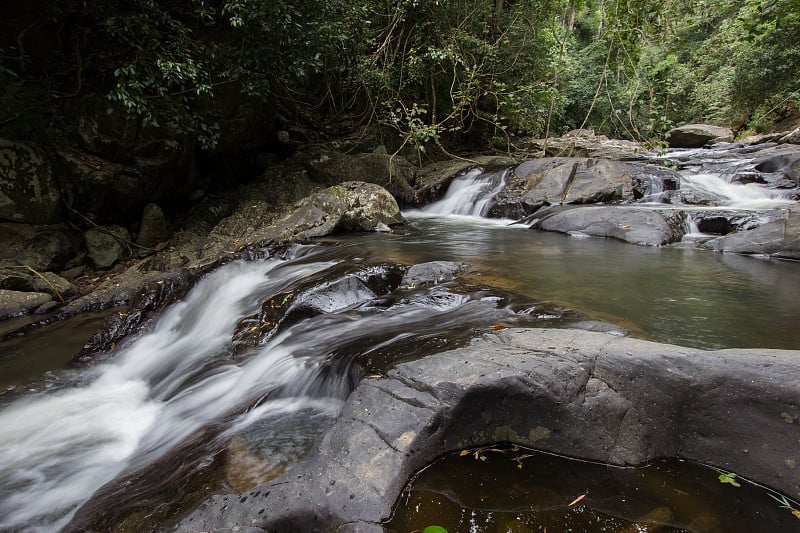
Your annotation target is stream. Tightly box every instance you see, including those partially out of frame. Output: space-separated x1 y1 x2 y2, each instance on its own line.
0 146 799 531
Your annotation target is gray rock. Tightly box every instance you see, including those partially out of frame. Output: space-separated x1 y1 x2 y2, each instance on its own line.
277 182 403 240
521 130 645 160
32 271 76 300
666 124 735 148
0 223 78 272
490 158 682 219
529 205 686 246
0 266 75 300
401 261 465 287
84 225 131 269
136 203 169 248
0 289 53 319
175 328 800 532
0 139 63 224
700 208 800 260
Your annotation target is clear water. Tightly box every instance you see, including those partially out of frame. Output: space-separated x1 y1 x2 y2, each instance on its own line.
331 216 800 350
387 445 800 533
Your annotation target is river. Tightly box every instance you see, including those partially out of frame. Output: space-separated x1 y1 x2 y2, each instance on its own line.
0 146 798 531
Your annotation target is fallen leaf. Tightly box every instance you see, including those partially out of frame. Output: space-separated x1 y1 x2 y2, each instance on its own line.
568 494 586 507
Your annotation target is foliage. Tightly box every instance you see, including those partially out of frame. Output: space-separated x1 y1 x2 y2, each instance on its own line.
1 0 797 151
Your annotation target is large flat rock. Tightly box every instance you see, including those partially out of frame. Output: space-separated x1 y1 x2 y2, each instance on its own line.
528 205 687 246
174 328 800 533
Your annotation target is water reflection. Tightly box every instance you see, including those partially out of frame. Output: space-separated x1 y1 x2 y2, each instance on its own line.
331 217 800 349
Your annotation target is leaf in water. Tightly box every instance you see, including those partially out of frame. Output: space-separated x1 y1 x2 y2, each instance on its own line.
568 494 587 507
718 472 741 487
423 526 448 533
459 450 471 457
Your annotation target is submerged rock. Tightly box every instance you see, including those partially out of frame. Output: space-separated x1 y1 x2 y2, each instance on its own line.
400 261 465 287
176 328 800 532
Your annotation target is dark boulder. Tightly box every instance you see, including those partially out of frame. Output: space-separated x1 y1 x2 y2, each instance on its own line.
232 262 406 351
136 203 169 249
0 223 79 272
175 328 800 532
84 225 131 269
0 139 63 224
72 269 194 364
296 147 416 206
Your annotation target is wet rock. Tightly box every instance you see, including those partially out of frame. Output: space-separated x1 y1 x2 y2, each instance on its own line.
73 269 194 363
0 290 53 319
176 328 800 532
136 203 169 248
0 139 63 224
400 261 465 287
84 225 131 269
666 124 734 148
528 205 686 246
233 262 406 350
752 145 800 187
699 209 800 260
0 223 79 272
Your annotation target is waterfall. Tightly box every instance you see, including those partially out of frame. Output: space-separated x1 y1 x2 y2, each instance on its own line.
679 172 794 209
421 167 509 217
0 246 528 532
0 257 342 532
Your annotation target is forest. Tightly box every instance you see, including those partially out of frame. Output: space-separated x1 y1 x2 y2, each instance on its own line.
2 0 799 154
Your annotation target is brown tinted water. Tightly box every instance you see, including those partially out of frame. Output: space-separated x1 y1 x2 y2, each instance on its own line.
387 445 800 533
0 311 112 391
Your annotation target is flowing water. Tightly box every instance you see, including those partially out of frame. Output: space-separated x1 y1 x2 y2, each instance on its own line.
0 147 799 531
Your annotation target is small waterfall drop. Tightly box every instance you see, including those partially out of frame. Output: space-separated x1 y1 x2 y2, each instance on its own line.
421 167 510 217
679 172 794 209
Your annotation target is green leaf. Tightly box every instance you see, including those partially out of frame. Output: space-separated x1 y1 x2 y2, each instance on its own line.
423 527 448 533
718 472 741 487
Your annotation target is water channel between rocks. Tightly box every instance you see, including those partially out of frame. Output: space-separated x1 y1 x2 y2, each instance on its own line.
1 146 799 532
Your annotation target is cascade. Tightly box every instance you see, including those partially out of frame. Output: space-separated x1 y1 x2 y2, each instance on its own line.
0 246 532 532
420 166 510 217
